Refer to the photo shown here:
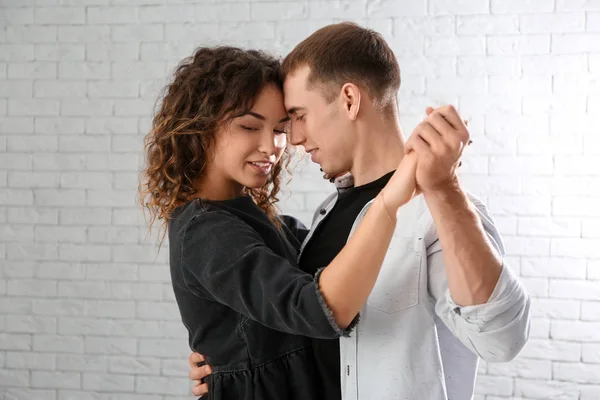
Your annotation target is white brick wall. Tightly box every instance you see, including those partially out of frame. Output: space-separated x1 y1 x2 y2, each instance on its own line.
0 1 598 399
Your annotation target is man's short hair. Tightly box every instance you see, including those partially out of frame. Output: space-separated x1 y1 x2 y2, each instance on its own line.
281 22 401 112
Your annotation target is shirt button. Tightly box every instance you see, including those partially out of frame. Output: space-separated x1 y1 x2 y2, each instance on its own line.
319 209 327 215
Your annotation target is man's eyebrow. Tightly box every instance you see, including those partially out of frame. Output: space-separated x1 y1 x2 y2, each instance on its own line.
287 106 305 115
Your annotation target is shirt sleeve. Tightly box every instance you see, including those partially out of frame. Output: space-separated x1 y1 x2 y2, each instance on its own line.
427 197 532 362
180 210 356 339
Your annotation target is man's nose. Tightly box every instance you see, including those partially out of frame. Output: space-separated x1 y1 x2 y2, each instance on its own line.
288 125 305 146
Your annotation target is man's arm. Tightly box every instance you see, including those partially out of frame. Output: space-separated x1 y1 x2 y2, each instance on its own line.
426 195 531 362
424 184 502 306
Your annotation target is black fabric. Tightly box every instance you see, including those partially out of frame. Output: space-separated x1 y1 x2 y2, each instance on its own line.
299 171 395 400
169 196 341 400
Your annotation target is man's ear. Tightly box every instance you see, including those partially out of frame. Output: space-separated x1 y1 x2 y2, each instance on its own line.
340 83 361 121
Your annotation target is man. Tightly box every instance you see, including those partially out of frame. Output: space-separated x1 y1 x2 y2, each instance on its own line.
188 22 531 399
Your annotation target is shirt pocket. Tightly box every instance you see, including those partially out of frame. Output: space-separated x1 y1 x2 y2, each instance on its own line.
366 236 421 314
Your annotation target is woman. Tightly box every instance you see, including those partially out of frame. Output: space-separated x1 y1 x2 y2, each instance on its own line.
139 46 417 399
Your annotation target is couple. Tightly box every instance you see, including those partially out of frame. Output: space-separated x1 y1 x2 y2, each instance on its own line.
139 22 531 400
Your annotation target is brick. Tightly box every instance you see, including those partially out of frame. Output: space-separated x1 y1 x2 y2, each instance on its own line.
34 262 85 280
59 136 110 152
0 369 30 387
582 301 600 321
582 343 600 362
6 26 57 43
87 42 140 62
61 99 113 117
219 22 275 41
475 375 513 396
0 117 34 134
87 6 138 24
0 298 33 315
557 0 600 10
33 299 85 317
58 281 110 299
250 2 306 21
58 62 110 80
490 76 551 94
487 358 551 379
57 355 107 372
5 352 55 370
34 7 85 24
457 15 518 34
59 244 111 262
1 7 34 24
35 117 84 135
520 339 581 361
140 5 195 22
554 362 600 384
583 219 600 238
4 316 57 334
8 99 59 116
112 61 165 79
550 278 600 300
60 208 110 225
520 12 585 33
33 335 83 353
84 337 137 356
488 196 551 216
88 80 138 98
111 24 163 42
86 189 137 207
34 226 86 243
88 227 139 244
8 172 59 188
514 379 579 400
425 36 485 56
33 154 86 171
553 33 600 53
58 317 112 335
522 54 588 74
114 99 154 117
86 154 141 171
135 375 189 395
136 301 180 321
32 371 81 389
138 265 170 283
491 0 553 13
60 172 112 189
488 35 550 55
457 56 520 77
84 300 136 319
110 357 160 375
83 372 135 391
367 0 426 16
85 117 138 135
0 81 33 98
8 62 57 79
518 218 581 237
554 198 600 217
58 26 110 42
34 80 86 98
35 44 85 61
0 334 32 351
531 299 580 319
34 189 85 206
109 282 163 301
521 257 585 279
7 244 58 262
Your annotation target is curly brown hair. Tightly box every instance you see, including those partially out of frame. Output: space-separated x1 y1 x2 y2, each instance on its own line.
138 46 290 241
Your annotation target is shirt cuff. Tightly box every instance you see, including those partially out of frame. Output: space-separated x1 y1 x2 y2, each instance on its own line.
314 267 360 337
445 262 520 332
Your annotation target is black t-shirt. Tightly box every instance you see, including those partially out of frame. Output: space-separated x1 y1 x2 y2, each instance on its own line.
298 171 395 400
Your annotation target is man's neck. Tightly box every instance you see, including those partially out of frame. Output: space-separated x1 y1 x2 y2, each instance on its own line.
349 116 406 187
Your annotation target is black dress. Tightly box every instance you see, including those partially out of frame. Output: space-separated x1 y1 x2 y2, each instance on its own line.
168 196 355 400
